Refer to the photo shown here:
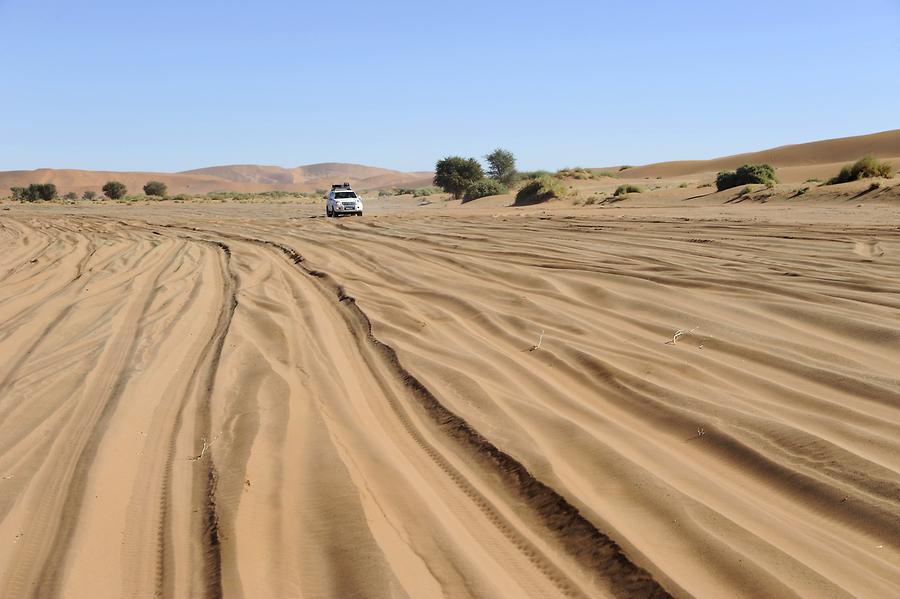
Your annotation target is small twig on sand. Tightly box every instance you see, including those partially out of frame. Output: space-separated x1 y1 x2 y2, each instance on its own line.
528 330 545 352
186 434 219 462
696 427 706 438
666 326 699 345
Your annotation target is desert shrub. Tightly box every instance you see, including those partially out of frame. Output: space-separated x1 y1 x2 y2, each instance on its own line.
805 178 821 183
829 165 853 185
392 187 438 196
827 155 893 185
82 190 97 200
35 183 57 200
556 167 595 180
143 180 167 197
14 183 58 201
172 194 193 202
260 190 307 200
738 186 752 196
63 191 78 201
619 165 632 171
102 181 127 199
205 192 236 201
613 184 643 196
595 171 617 178
378 190 393 197
485 148 517 185
514 175 565 205
413 186 441 197
434 156 483 199
715 163 778 191
463 179 507 202
517 170 551 182
678 182 690 188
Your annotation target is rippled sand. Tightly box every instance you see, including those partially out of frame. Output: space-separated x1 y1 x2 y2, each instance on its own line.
1 201 898 598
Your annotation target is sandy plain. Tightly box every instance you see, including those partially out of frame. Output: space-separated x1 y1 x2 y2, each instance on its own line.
1 166 899 598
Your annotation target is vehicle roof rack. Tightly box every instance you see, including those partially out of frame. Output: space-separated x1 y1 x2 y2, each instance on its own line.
331 182 352 191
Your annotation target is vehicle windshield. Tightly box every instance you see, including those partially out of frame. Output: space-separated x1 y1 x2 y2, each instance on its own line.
335 191 357 199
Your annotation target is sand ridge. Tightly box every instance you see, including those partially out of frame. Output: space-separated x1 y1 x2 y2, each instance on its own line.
620 129 900 180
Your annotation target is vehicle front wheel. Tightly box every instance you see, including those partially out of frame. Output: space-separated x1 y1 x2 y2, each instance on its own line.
356 211 363 216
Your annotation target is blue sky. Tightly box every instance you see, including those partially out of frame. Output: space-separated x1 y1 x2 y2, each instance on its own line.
1 0 898 172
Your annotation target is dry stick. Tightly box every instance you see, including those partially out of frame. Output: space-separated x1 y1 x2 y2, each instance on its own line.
186 434 219 462
529 329 545 352
666 325 699 345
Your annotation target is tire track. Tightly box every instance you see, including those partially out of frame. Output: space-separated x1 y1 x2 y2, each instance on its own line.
2 235 185 598
159 235 237 599
244 235 673 598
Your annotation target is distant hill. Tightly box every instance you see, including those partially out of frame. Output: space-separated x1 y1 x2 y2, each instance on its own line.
4 130 899 196
0 163 434 196
621 129 900 182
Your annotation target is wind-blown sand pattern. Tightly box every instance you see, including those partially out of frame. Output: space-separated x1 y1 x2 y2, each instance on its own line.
1 202 899 598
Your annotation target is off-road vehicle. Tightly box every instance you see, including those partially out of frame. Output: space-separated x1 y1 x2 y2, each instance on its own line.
326 183 363 217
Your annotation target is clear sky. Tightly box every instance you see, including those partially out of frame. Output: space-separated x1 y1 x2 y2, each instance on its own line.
2 0 899 172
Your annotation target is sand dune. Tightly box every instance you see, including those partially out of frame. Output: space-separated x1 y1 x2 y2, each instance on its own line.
181 162 433 190
0 163 431 197
4 129 898 197
1 198 898 598
623 129 900 180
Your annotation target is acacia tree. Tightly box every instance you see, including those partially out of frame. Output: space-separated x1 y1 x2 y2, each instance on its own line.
434 156 483 199
14 183 58 201
102 180 127 199
485 148 516 185
143 180 167 197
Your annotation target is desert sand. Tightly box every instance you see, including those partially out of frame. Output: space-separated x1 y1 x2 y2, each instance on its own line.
1 134 900 598
1 193 899 598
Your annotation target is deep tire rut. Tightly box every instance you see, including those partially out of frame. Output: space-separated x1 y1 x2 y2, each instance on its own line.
256 237 673 598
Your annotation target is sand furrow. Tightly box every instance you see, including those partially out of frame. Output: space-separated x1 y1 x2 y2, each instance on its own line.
1 206 898 598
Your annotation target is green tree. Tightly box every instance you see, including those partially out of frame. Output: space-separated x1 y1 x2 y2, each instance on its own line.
143 180 167 197
102 181 127 199
17 183 58 201
485 148 516 185
64 191 78 201
82 190 97 200
10 187 26 201
434 156 483 199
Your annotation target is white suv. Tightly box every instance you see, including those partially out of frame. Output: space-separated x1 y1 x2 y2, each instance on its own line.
326 183 363 217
